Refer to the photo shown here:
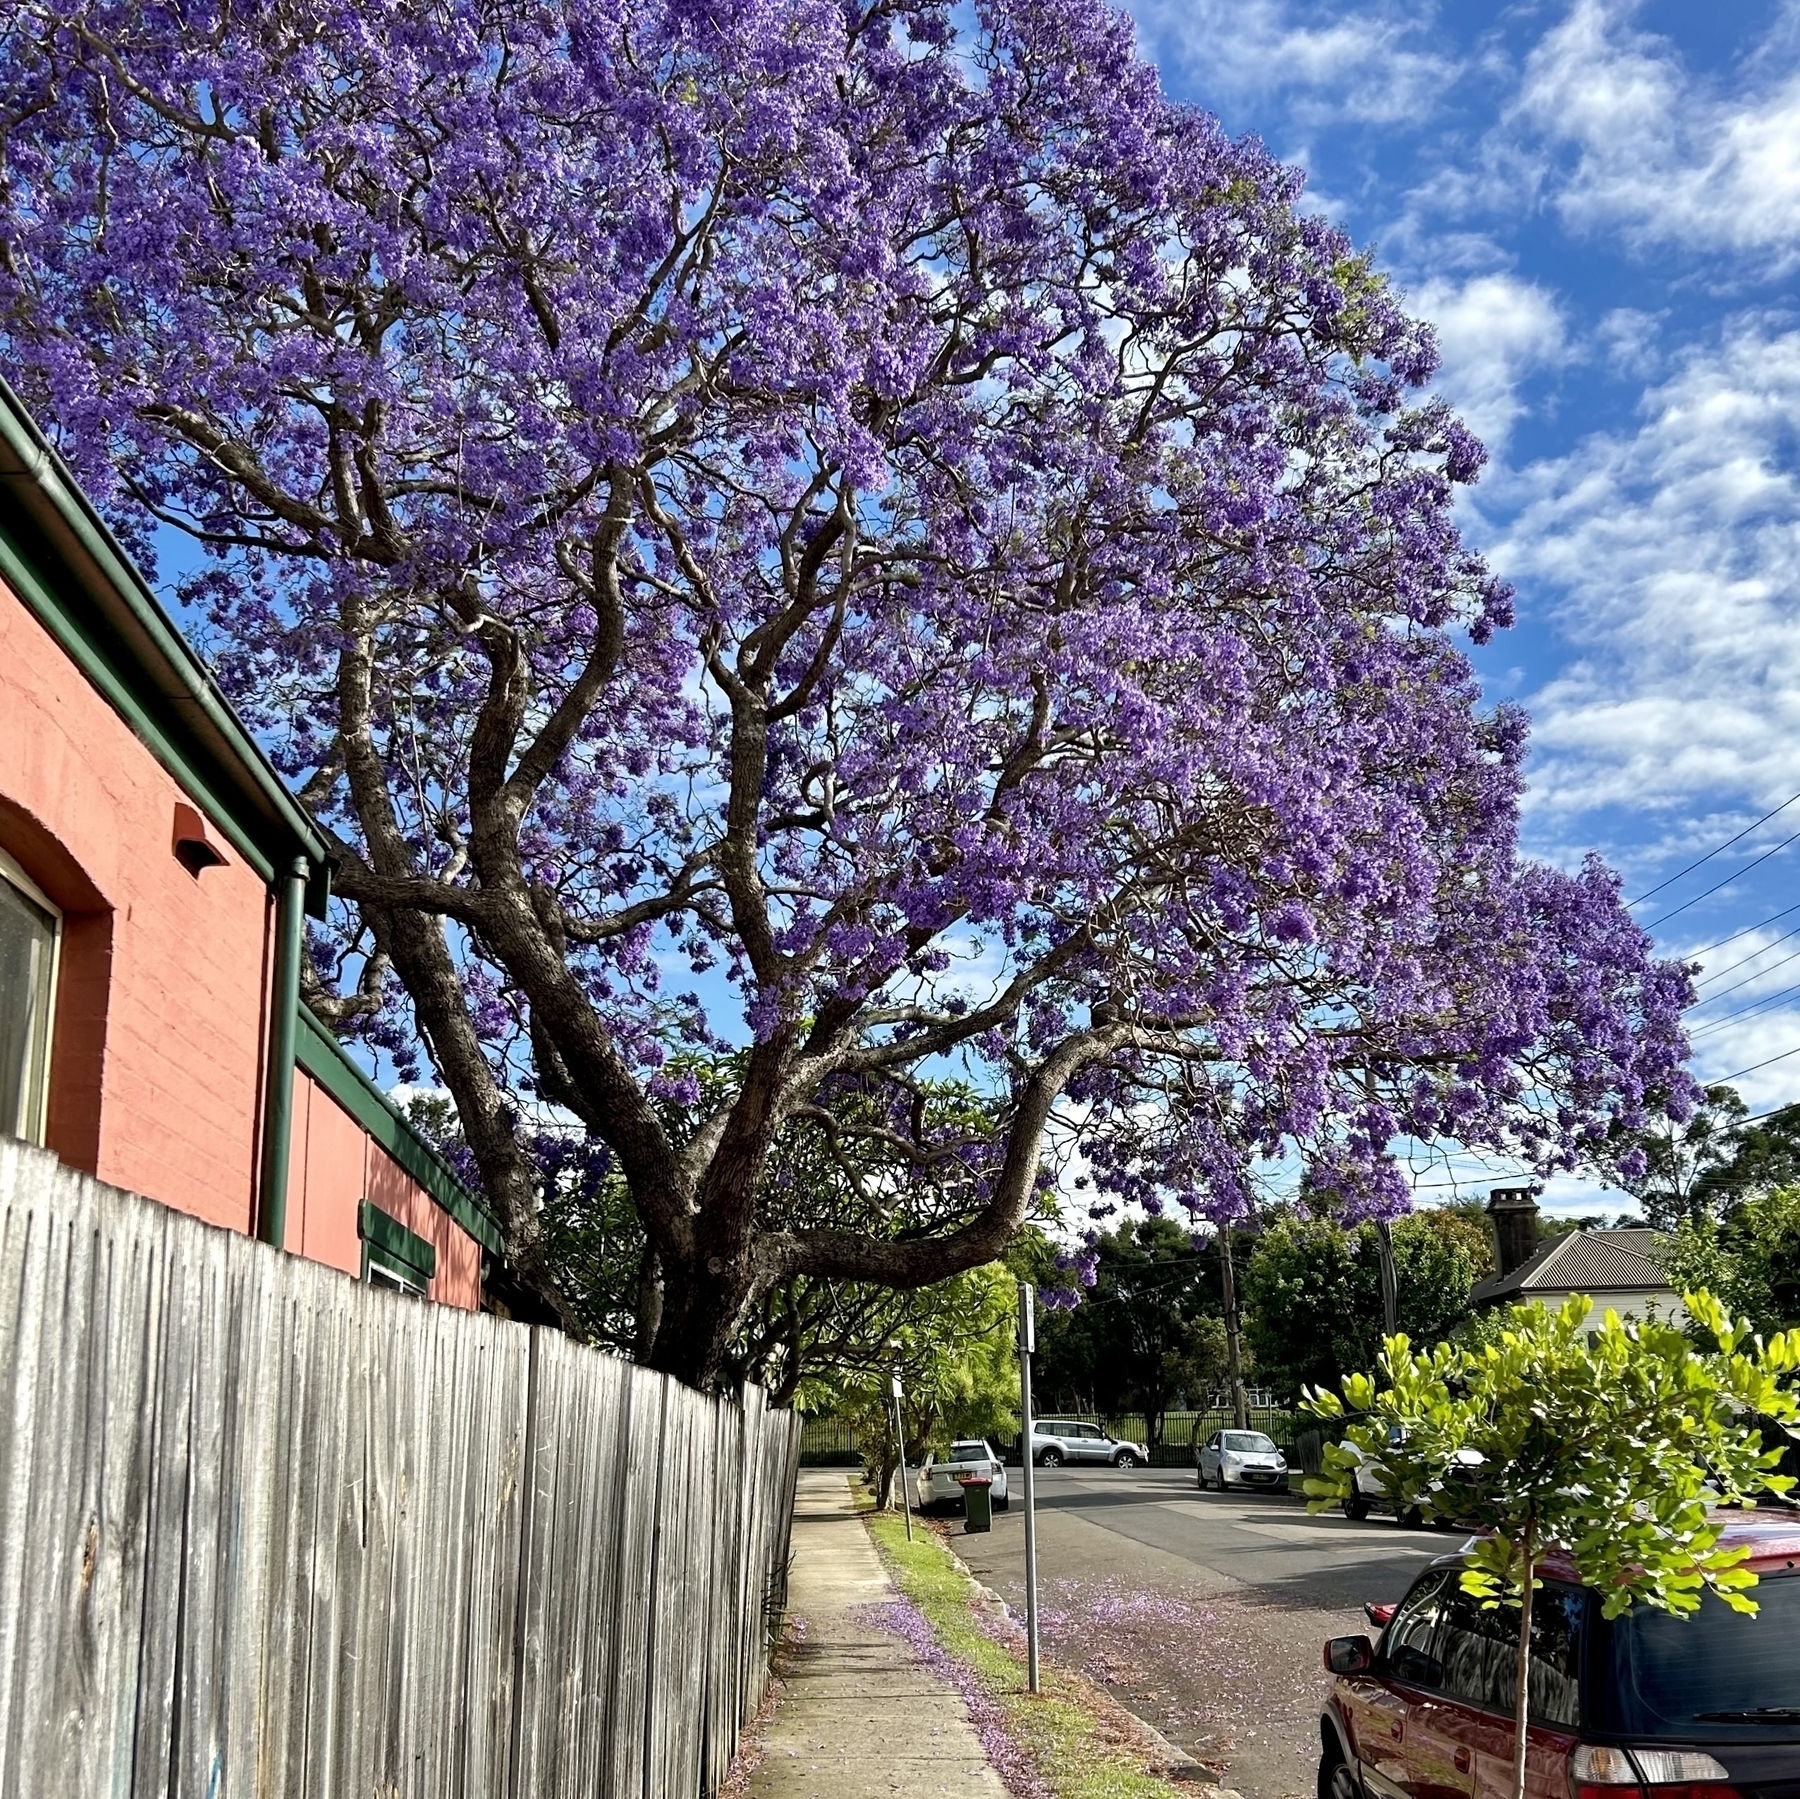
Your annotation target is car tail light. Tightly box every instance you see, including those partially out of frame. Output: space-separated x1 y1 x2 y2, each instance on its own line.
1569 1745 1739 1799
1632 1756 1731 1787
1572 1743 1642 1799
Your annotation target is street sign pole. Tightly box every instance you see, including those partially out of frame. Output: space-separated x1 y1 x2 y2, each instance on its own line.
890 1370 913 1542
1018 1281 1040 1694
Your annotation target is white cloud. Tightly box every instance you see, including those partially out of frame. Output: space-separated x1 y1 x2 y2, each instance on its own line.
1490 314 1800 819
1516 0 1800 268
1411 272 1569 452
1592 307 1665 381
1127 0 1460 129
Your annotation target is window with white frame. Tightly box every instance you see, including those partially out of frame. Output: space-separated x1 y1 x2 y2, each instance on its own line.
0 849 59 1145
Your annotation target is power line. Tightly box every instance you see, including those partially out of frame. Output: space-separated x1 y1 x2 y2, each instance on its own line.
1689 980 1800 1039
1629 790 1800 906
1713 1044 1800 1084
1696 923 1800 988
1685 902 1800 962
1644 828 1800 932
1690 944 1800 1008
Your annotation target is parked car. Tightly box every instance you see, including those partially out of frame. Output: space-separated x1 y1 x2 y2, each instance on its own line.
1031 1419 1148 1468
1317 1514 1800 1799
917 1440 1010 1513
1196 1429 1289 1493
1339 1424 1485 1523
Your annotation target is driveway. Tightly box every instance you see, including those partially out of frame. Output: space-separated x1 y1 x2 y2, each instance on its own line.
939 1465 1451 1799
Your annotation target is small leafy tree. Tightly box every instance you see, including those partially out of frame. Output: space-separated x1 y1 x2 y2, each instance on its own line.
1304 1294 1800 1799
804 1262 1020 1509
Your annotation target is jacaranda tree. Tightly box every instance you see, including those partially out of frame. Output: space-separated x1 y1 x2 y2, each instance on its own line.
0 0 1695 1385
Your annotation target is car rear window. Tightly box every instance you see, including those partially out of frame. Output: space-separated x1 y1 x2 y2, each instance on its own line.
1436 1578 1584 1726
1596 1573 1800 1740
949 1442 990 1461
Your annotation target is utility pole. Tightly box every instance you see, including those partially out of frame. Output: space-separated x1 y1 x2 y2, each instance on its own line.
890 1368 913 1542
1017 1280 1040 1693
1218 1223 1249 1431
1376 1216 1398 1337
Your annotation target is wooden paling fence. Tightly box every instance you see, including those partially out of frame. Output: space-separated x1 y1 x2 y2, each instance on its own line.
0 1139 801 1798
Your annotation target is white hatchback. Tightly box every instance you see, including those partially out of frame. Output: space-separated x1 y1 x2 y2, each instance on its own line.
1196 1428 1289 1493
917 1439 1010 1513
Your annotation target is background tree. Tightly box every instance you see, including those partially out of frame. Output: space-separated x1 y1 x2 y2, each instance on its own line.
1244 1208 1490 1405
1668 1187 1800 1340
1305 1294 1800 1799
804 1263 1020 1509
0 0 1693 1387
1598 1083 1748 1229
1033 1216 1223 1446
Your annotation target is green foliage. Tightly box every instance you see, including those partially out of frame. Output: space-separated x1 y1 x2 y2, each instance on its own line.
1242 1208 1489 1404
1033 1217 1222 1443
1162 1314 1229 1410
808 1262 1021 1504
1304 1292 1800 1799
1669 1186 1800 1337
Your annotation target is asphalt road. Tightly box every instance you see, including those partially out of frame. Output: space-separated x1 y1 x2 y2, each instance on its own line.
941 1465 1453 1799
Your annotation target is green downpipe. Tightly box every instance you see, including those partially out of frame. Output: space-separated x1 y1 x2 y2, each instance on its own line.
258 857 310 1249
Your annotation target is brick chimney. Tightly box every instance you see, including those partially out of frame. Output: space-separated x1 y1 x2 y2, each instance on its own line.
1487 1186 1541 1277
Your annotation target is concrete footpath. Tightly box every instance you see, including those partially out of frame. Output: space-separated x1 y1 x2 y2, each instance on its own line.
748 1471 1008 1799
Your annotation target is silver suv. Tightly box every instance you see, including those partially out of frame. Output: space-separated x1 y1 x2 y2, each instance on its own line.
1031 1419 1147 1468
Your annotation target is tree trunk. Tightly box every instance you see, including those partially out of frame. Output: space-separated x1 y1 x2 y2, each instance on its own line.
633 1245 663 1362
645 1245 756 1388
1511 1538 1536 1799
1220 1224 1249 1430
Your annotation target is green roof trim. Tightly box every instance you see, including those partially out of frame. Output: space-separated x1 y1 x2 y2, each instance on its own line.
0 379 330 915
297 1006 504 1257
359 1199 438 1282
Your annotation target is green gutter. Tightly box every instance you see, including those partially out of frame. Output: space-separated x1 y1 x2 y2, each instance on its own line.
360 1200 438 1282
294 1005 505 1257
257 858 309 1249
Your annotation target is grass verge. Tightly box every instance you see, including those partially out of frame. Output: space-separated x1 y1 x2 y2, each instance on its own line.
861 1502 1195 1799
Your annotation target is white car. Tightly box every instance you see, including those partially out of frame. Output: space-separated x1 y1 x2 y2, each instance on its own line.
917 1439 1011 1512
1196 1428 1289 1493
1339 1424 1484 1522
1031 1419 1147 1468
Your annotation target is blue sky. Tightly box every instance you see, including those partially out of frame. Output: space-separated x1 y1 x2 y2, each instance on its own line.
1119 0 1800 1212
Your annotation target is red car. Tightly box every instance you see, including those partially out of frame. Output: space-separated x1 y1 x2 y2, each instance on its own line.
1319 1513 1800 1799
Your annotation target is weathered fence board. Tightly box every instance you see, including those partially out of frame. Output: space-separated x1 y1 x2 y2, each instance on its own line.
0 1139 799 1798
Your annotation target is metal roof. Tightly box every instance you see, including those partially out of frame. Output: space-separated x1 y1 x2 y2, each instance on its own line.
1470 1228 1674 1306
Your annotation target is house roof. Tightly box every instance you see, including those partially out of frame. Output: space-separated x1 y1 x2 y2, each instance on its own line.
0 377 331 914
1470 1227 1673 1306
